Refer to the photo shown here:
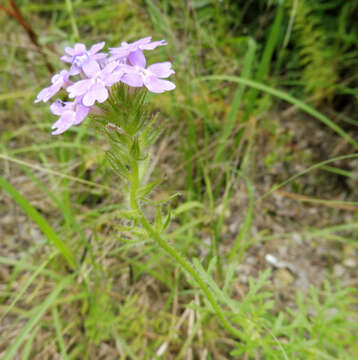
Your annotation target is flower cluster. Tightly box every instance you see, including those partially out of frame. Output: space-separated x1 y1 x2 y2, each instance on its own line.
35 37 175 135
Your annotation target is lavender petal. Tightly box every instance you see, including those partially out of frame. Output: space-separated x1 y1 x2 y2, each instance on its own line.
51 111 75 135
67 79 91 98
121 73 144 87
147 62 174 78
144 76 176 93
74 105 90 125
83 60 101 78
128 49 146 68
89 41 105 55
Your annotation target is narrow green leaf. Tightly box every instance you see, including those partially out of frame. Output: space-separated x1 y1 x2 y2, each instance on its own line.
154 206 163 233
130 137 141 159
173 201 203 216
0 175 76 269
162 211 172 232
137 179 161 198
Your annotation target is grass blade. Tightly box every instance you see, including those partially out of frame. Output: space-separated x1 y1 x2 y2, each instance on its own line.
0 175 76 268
3 276 72 360
21 327 39 360
260 153 358 200
242 4 284 123
228 175 255 263
202 75 358 150
214 37 257 163
52 307 69 360
0 253 56 323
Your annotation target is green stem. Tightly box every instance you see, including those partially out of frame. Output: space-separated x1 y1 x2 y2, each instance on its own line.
130 159 140 211
129 157 241 340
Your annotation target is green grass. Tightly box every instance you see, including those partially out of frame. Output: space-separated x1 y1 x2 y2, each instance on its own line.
1 0 358 359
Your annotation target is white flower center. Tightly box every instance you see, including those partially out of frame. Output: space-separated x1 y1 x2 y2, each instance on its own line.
90 75 105 87
74 53 89 67
134 65 151 79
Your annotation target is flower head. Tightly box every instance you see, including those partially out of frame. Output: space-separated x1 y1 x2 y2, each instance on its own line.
35 37 175 135
61 42 107 75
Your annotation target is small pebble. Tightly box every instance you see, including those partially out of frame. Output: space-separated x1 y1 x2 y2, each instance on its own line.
343 258 356 268
333 264 345 277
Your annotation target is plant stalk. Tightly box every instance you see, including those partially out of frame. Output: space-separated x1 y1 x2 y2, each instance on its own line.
129 157 241 340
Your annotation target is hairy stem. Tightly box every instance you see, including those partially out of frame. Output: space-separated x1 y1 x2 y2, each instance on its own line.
128 156 241 340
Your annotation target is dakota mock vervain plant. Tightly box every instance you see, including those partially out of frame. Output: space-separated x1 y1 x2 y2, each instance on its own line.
35 37 241 341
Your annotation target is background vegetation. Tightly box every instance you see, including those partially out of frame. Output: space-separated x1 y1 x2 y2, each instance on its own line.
1 0 358 358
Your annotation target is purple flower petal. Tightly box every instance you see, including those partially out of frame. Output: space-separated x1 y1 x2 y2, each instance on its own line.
34 87 51 103
89 41 105 55
103 71 123 86
59 69 69 78
118 64 136 72
83 60 101 78
140 39 167 50
51 73 62 84
102 61 120 74
82 89 97 107
35 70 70 103
64 46 75 56
51 111 75 135
68 65 81 76
144 76 176 93
128 49 146 68
74 105 90 125
132 36 152 47
121 73 144 87
147 62 174 78
60 55 73 63
35 84 60 103
94 85 109 103
108 47 130 58
51 82 63 94
67 79 91 98
93 53 108 61
109 37 165 60
50 100 64 115
74 43 86 54
82 85 108 106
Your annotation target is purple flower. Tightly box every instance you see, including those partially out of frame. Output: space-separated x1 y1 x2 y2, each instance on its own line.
120 50 175 93
50 98 89 135
109 36 166 61
67 60 123 106
35 38 176 136
61 42 107 75
34 70 71 103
